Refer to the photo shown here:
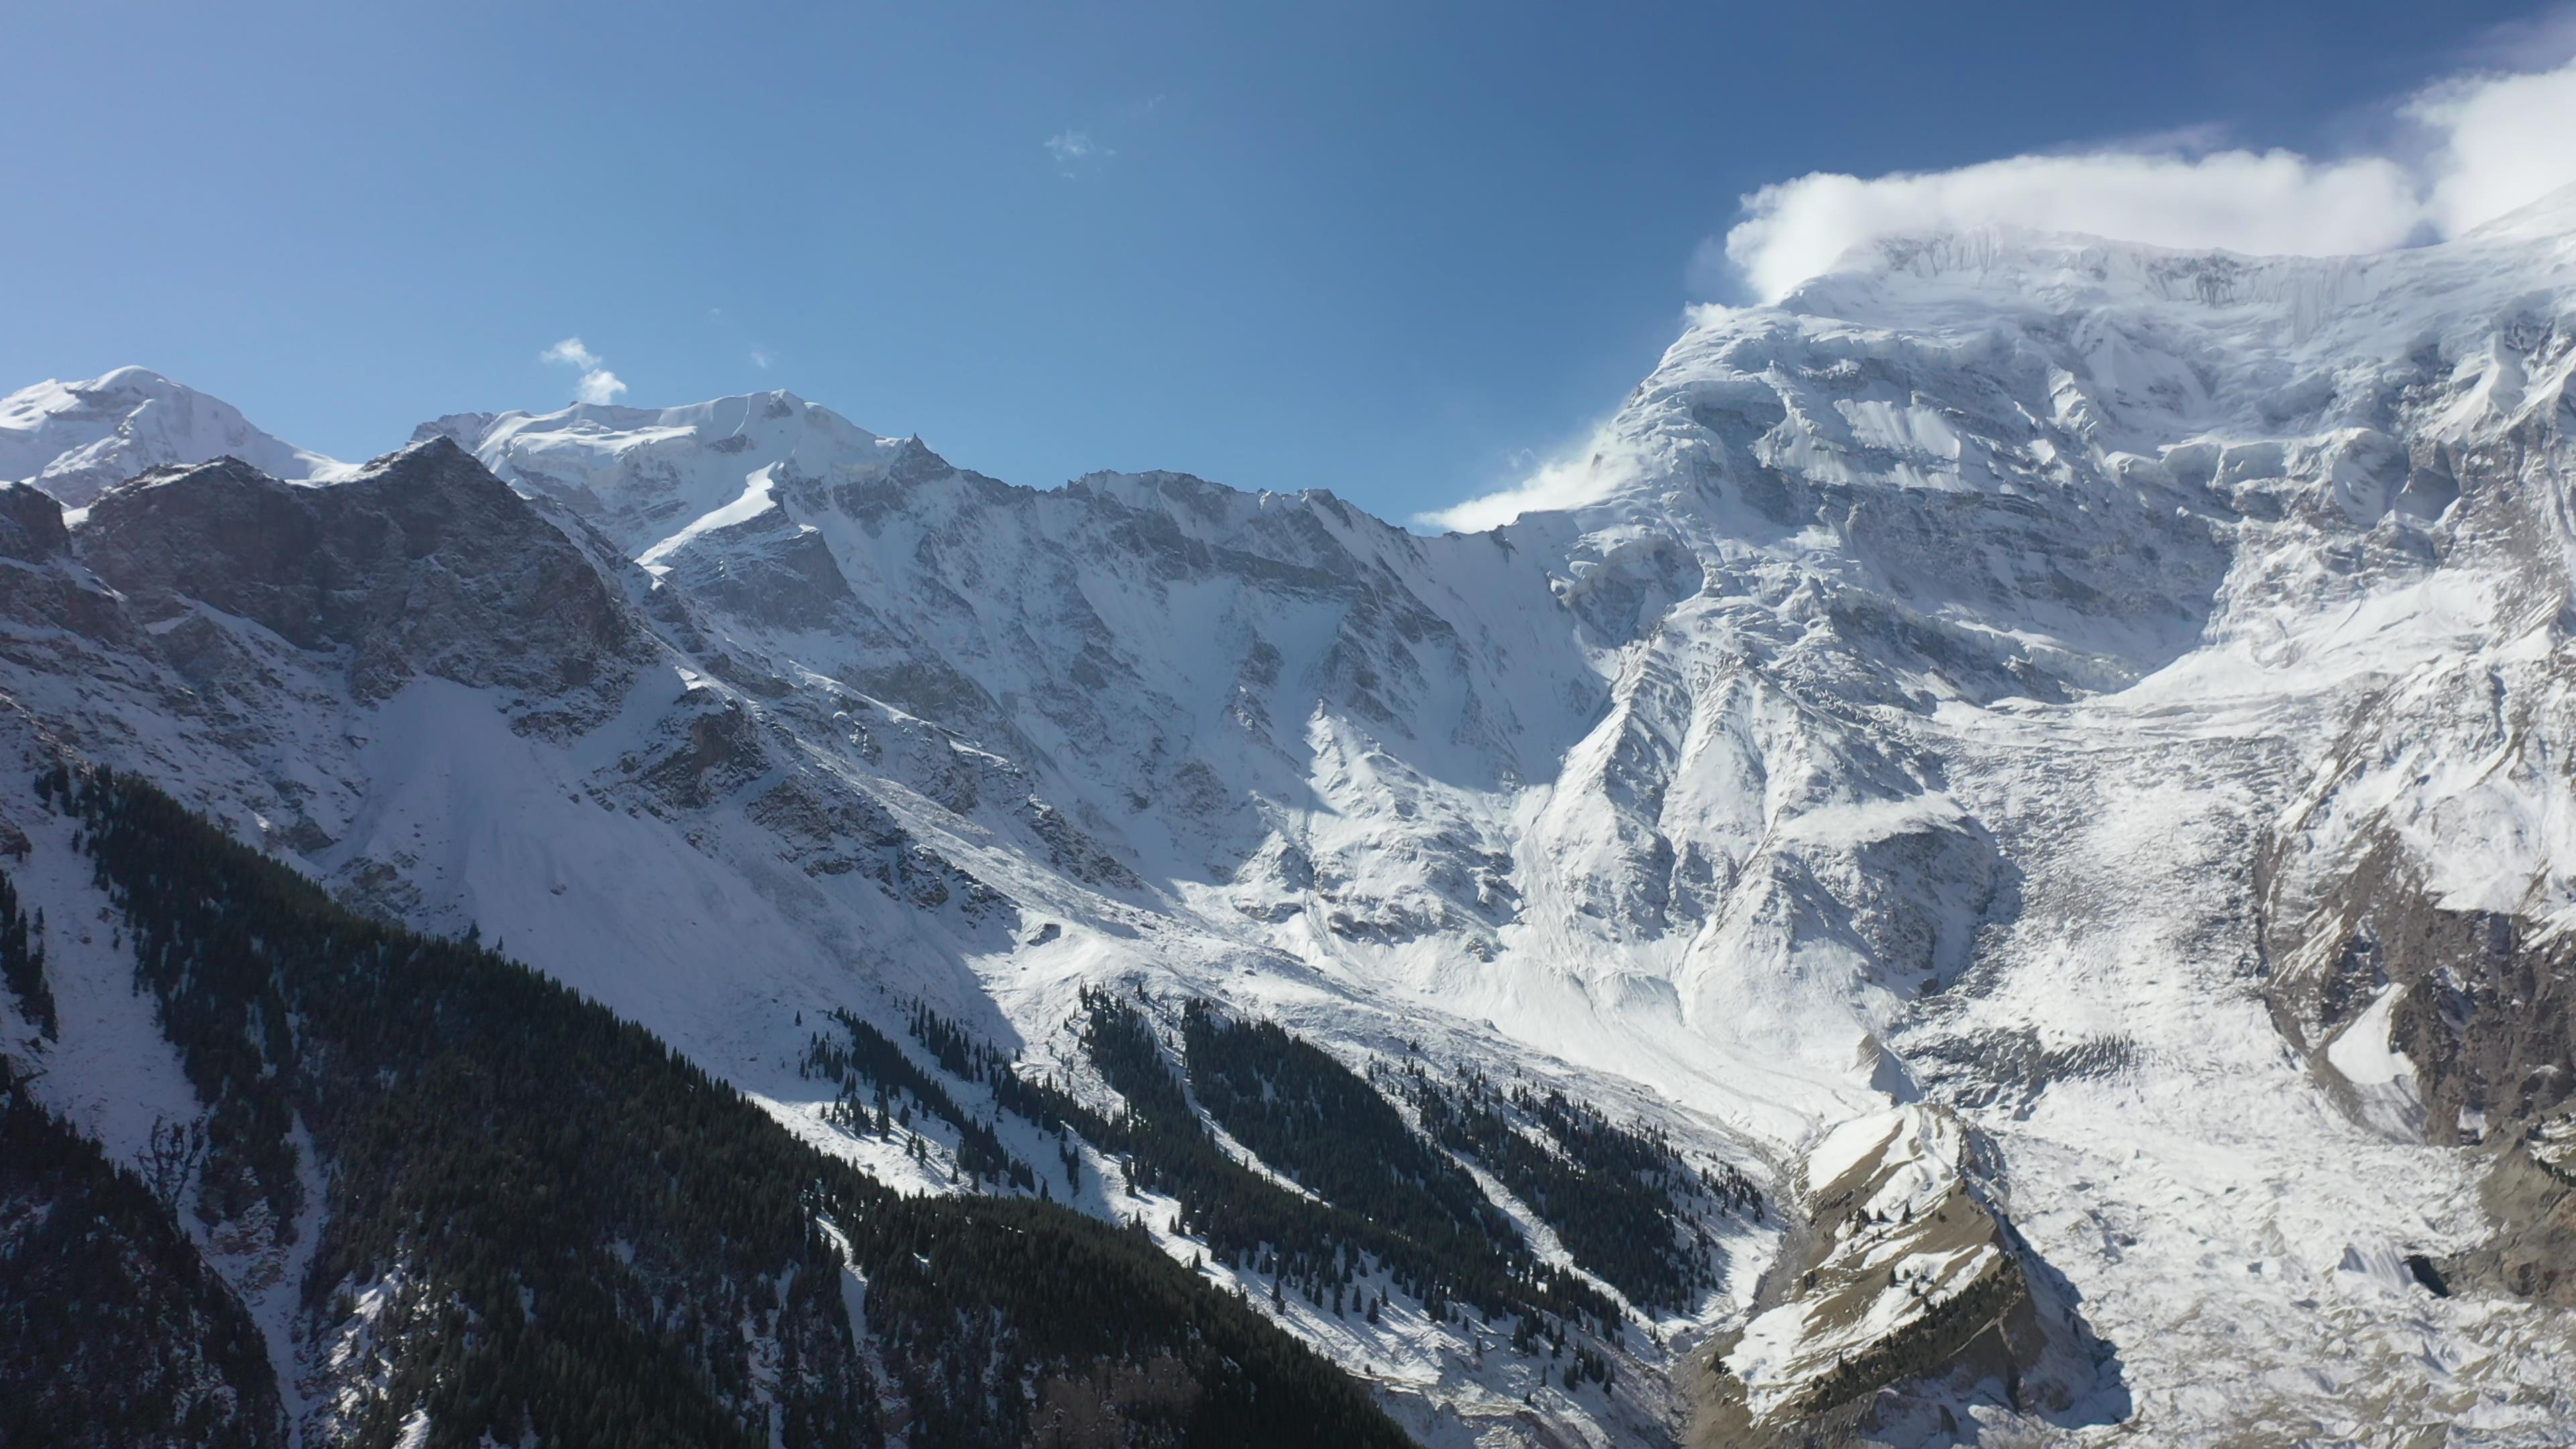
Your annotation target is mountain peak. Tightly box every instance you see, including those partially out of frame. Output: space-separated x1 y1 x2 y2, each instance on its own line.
83 363 182 392
436 388 918 557
0 366 344 507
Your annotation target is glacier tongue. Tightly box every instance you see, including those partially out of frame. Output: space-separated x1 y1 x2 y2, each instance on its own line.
9 191 2576 1445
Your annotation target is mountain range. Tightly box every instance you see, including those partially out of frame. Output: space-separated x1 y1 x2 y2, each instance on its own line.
7 186 2576 1448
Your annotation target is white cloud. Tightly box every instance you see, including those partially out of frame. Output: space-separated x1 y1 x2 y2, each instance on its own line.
1708 54 2576 303
1045 129 1109 176
540 336 628 406
1415 425 1640 533
2412 59 2576 235
1415 460 1603 534
574 371 628 405
749 346 774 370
539 337 604 370
1711 151 2422 302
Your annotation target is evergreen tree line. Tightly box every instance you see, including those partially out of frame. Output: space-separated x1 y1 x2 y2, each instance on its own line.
887 957 1733 1361
36 763 1410 1449
1401 1064 1752 1314
800 1010 1032 1189
1180 1003 1525 1280
0 865 56 1039
824 989 1619 1338
1518 1079 1763 1226
1078 988 1622 1337
904 997 1119 1145
1 1051 284 1449
1503 1305 1621 1397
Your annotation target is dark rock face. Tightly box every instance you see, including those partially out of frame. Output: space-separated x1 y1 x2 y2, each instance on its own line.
2264 833 2576 1147
76 440 643 702
656 513 855 631
2387 912 2576 1143
2247 343 2576 1154
0 484 68 562
2261 735 2576 1323
2444 1111 2576 1307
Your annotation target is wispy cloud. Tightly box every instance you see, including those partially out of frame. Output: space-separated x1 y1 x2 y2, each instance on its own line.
1707 152 2422 302
540 337 628 405
1044 129 1110 177
1415 422 1640 534
749 346 775 370
2411 52 2576 235
1702 51 2576 303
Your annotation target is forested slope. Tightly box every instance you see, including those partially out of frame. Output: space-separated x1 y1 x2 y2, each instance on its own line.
2 763 1411 1448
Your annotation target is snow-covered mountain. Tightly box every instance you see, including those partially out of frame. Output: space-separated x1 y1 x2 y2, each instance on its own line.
9 187 2576 1446
0 366 345 506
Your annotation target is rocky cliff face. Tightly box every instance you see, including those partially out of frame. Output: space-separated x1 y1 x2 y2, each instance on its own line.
9 190 2576 1446
78 439 643 706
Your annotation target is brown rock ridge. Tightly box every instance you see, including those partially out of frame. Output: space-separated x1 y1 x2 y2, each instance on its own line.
1688 1105 2112 1448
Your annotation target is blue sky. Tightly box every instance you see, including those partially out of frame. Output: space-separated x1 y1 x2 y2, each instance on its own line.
7 1 2567 524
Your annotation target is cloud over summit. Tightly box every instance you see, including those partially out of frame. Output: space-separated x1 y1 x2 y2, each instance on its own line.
541 337 628 405
1707 53 2576 303
1429 46 2576 535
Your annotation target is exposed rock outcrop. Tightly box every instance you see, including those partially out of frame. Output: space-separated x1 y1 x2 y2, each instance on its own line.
78 439 645 706
1691 1106 2109 1447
